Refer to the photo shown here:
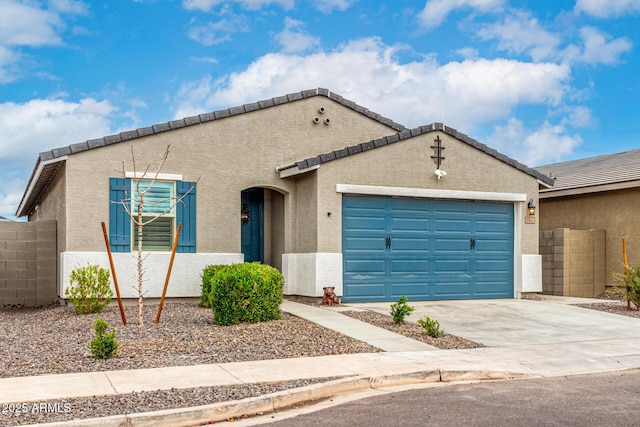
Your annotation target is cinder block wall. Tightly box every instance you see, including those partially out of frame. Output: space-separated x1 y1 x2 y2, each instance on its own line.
540 228 606 297
0 220 57 307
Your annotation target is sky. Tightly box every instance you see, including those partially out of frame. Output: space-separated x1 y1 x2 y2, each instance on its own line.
1 0 639 219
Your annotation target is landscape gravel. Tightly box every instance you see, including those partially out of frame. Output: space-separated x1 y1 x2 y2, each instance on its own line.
340 310 484 349
1 377 341 426
0 302 381 379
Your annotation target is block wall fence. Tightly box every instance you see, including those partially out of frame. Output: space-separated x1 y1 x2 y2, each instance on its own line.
540 228 606 297
0 220 57 307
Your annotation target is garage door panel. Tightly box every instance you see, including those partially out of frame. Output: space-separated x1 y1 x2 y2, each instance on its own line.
435 238 470 252
391 217 429 231
434 259 470 272
390 237 430 251
475 239 512 253
344 216 386 232
344 258 386 274
390 283 429 298
390 259 430 274
475 259 510 272
433 281 471 297
475 280 512 296
344 283 387 299
344 236 387 251
343 195 514 302
435 219 471 233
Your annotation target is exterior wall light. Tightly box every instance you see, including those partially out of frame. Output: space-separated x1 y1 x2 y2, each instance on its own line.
528 199 536 216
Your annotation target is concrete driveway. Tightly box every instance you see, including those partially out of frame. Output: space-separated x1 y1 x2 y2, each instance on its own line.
346 298 640 347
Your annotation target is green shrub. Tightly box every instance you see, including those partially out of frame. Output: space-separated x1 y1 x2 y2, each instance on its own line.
209 262 284 326
65 264 113 314
390 295 415 324
417 315 444 338
613 265 640 310
90 318 120 359
200 264 231 308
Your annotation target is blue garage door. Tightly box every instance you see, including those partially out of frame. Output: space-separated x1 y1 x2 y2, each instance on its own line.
342 195 514 302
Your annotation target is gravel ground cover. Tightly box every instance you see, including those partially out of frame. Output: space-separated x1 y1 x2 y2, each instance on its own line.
340 310 484 349
0 302 381 378
1 378 340 426
574 301 640 318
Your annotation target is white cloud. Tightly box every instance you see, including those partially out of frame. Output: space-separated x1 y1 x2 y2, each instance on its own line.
188 15 250 45
315 0 355 13
0 97 115 165
575 0 640 18
489 118 582 166
523 122 582 165
183 0 294 11
418 0 505 29
0 0 88 83
0 0 64 47
49 0 88 15
0 96 116 217
170 37 571 135
477 11 561 62
562 26 632 65
275 17 320 53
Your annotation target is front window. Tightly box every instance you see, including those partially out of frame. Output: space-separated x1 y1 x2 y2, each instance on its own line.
132 180 176 251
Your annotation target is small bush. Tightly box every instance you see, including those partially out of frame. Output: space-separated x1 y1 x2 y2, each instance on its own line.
200 264 230 308
417 315 444 338
390 295 415 324
90 318 120 359
65 264 113 314
209 262 284 326
613 265 640 310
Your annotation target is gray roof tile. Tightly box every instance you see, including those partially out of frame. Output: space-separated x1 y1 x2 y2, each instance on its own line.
288 123 554 186
537 149 640 193
185 115 201 125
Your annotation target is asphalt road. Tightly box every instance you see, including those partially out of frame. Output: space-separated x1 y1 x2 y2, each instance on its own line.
257 369 640 426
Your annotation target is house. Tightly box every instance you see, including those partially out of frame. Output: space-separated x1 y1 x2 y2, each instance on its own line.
537 149 640 289
16 88 553 302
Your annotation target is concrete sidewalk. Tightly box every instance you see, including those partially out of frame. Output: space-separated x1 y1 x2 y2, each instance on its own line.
3 298 640 426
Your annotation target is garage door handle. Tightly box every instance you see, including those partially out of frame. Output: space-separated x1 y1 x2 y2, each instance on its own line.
470 238 476 250
386 237 391 249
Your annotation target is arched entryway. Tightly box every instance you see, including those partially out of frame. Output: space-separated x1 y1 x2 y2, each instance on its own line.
241 187 286 270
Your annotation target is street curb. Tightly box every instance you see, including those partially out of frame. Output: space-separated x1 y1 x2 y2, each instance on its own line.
27 370 534 427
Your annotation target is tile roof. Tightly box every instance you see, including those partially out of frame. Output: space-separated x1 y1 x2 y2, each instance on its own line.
37 88 406 163
17 88 405 217
279 122 555 186
537 148 640 196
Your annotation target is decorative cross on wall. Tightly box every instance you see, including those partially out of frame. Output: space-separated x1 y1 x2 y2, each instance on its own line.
431 135 445 169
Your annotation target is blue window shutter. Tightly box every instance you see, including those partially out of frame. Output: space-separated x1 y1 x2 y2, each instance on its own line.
109 178 131 252
176 181 196 253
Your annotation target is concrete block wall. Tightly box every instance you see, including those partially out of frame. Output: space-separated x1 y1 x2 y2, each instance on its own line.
540 228 605 297
0 220 57 307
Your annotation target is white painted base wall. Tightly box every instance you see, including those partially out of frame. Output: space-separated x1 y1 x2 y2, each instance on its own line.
60 252 244 299
521 254 542 293
282 253 343 297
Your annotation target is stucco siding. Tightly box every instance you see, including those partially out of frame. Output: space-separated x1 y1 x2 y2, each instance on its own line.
61 97 397 253
540 187 640 283
29 163 67 254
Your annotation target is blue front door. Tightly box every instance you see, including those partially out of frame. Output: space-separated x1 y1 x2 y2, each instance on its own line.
342 195 514 302
241 188 264 263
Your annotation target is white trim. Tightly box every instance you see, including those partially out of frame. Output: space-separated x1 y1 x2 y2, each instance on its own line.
125 171 183 181
278 164 319 178
336 184 527 202
16 156 68 217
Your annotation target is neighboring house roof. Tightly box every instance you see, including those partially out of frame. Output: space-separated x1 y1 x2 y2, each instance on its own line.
277 122 555 187
537 149 640 199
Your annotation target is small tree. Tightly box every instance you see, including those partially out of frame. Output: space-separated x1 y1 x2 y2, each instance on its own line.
114 145 199 325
